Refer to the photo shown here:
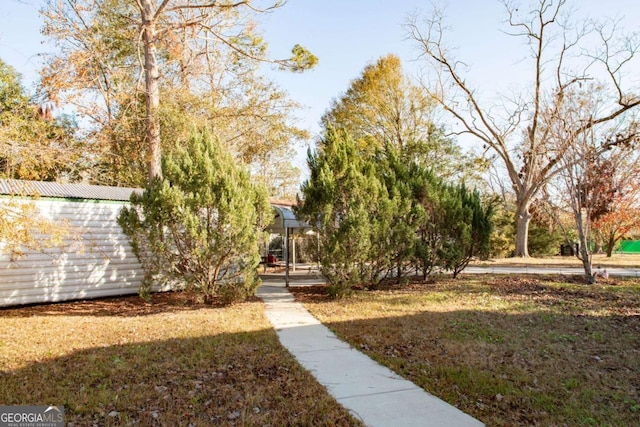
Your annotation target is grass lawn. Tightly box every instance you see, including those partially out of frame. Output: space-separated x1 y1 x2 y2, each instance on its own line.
0 292 362 426
292 275 640 426
473 253 640 268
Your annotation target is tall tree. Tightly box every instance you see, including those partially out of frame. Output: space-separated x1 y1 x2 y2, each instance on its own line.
375 146 419 278
1 58 81 181
41 0 317 185
407 0 640 256
321 54 467 178
544 86 638 282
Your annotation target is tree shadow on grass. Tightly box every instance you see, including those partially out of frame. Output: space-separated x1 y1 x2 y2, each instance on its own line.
0 328 359 427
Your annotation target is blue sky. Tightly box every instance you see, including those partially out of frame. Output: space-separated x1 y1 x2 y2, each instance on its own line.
259 0 640 140
1 0 640 170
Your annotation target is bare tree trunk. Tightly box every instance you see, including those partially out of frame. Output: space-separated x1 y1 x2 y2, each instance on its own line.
579 237 595 284
514 198 531 257
140 0 162 183
574 210 595 283
407 2 640 264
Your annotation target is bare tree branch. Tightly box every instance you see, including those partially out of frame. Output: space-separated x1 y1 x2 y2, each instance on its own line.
407 0 640 257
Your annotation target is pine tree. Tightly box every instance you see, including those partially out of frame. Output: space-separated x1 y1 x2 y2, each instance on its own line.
375 145 419 279
407 165 444 279
439 184 493 278
297 128 392 295
119 128 269 303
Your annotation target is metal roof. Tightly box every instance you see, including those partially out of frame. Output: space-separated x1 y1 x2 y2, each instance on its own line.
0 179 140 201
266 204 311 233
0 179 311 231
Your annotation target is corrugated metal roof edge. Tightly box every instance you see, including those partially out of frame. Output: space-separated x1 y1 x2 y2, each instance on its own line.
0 179 298 207
0 179 141 202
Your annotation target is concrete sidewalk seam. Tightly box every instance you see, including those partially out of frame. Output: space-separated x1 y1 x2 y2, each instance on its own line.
338 386 420 400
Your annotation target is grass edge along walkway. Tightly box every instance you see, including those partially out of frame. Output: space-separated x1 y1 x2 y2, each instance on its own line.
257 279 484 427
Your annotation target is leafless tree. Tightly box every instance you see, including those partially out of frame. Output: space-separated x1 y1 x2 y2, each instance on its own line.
407 0 640 257
542 85 639 281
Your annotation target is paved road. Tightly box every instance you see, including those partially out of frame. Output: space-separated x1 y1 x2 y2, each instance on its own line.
463 265 640 277
261 264 640 285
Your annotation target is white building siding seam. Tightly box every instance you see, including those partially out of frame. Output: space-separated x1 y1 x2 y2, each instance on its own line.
0 198 145 307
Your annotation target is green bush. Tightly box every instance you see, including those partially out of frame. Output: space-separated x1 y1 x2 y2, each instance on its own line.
297 128 399 295
488 201 516 258
119 129 270 304
298 129 493 294
438 184 493 278
528 219 565 256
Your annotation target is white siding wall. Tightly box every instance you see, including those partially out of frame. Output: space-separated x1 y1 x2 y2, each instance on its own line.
0 198 144 307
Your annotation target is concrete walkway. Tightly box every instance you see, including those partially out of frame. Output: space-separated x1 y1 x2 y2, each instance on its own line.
256 277 484 427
